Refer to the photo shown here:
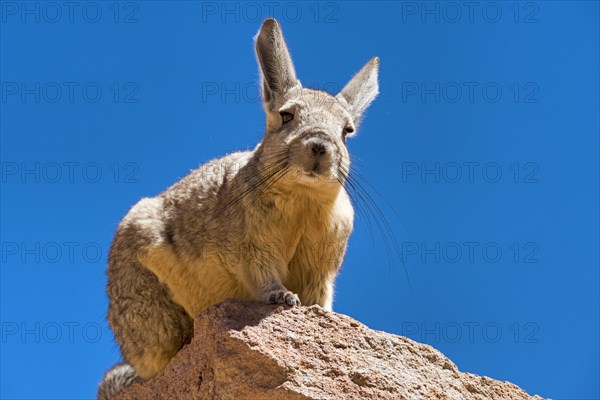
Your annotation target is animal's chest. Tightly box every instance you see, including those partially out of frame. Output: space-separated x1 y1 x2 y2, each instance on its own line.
254 192 352 265
288 206 351 270
261 197 327 258
276 206 327 263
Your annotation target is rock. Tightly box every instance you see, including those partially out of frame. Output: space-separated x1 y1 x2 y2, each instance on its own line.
114 299 544 400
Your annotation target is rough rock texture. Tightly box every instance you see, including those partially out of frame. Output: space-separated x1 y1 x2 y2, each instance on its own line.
115 299 543 400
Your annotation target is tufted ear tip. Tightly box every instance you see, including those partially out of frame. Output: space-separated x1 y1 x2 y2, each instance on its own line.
337 57 380 124
261 18 279 30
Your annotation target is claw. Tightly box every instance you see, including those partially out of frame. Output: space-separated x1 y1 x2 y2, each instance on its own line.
265 290 301 306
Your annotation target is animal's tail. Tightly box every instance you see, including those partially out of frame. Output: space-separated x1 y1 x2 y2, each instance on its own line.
97 363 141 400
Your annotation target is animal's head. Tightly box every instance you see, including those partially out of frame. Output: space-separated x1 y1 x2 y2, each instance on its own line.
254 19 379 193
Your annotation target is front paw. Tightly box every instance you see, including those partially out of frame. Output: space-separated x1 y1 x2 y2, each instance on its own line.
264 290 301 306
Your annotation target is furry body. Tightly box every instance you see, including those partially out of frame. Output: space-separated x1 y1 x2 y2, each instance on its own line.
99 18 378 398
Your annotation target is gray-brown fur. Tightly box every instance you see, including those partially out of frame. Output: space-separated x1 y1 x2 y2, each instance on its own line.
98 18 379 398
97 364 141 400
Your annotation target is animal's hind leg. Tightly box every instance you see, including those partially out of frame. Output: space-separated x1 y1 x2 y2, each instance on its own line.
107 258 193 379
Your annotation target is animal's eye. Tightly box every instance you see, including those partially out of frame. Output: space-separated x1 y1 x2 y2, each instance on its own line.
343 126 354 136
280 112 294 124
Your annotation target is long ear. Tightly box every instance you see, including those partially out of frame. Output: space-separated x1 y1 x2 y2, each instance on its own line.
255 19 299 108
337 57 380 125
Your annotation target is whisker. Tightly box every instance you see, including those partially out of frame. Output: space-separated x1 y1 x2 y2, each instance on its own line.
338 165 376 249
347 159 408 232
339 161 414 302
201 156 289 229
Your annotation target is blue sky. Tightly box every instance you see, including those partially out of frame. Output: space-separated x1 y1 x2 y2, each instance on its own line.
1 2 598 399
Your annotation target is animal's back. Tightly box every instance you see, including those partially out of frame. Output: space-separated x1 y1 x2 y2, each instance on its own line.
105 150 253 385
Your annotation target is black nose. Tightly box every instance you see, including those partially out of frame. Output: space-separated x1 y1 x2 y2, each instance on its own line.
311 143 327 157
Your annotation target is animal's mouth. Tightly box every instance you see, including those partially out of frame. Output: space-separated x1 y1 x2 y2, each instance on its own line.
295 169 323 185
310 159 330 176
290 165 335 185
